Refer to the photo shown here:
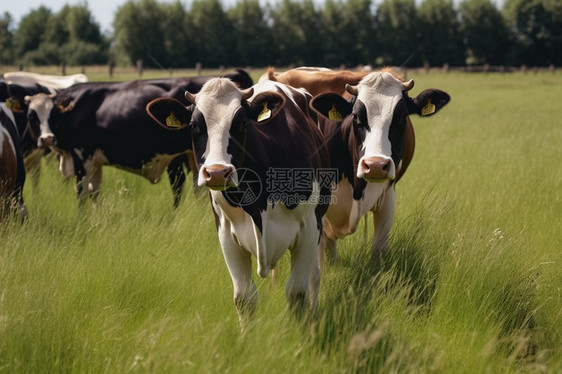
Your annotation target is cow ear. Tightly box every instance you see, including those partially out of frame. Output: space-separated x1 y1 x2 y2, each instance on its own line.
6 97 24 113
248 91 285 123
407 89 450 117
309 93 352 121
146 97 192 130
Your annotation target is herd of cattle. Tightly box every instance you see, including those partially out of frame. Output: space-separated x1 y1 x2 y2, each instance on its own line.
0 67 450 323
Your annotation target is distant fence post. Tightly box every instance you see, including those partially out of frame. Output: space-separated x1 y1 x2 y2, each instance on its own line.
61 61 66 76
195 62 202 76
521 65 527 74
443 63 449 73
550 64 555 74
108 60 114 78
137 59 143 77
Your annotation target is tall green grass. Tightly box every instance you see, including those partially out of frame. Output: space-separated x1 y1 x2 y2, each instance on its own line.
1 71 561 373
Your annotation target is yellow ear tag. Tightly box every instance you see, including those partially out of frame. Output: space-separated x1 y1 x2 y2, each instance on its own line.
165 111 182 128
257 102 271 122
328 104 343 121
6 98 22 112
421 98 436 116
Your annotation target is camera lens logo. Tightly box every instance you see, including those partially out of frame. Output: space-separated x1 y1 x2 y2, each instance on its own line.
223 168 262 206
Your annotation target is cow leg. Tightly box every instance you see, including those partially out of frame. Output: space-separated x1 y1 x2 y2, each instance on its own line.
371 187 396 256
72 155 89 206
219 227 257 325
287 227 321 316
166 156 186 208
88 164 102 206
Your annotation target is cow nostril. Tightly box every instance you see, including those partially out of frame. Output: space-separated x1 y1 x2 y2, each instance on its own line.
202 167 211 180
361 160 370 173
381 160 390 172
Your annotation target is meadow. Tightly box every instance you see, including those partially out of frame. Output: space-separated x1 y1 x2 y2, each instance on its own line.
1 68 561 373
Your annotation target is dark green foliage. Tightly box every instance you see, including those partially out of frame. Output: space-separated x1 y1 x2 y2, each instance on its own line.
12 4 107 66
459 0 510 65
3 0 561 67
0 12 14 64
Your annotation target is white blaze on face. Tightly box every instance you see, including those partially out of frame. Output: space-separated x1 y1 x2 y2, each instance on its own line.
195 79 245 188
27 93 55 147
355 72 405 181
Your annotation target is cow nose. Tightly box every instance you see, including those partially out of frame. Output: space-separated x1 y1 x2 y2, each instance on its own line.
201 164 237 190
38 135 56 147
360 157 391 182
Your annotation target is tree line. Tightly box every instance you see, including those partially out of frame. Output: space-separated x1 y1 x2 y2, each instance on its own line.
0 0 560 69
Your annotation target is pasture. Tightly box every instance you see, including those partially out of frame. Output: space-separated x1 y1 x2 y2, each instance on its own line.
1 69 561 373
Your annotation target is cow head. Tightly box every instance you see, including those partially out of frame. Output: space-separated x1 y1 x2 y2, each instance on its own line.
311 71 450 183
25 93 73 148
147 78 286 191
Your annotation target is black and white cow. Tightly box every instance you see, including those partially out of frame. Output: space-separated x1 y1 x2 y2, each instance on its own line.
147 78 331 321
309 69 450 262
0 72 88 188
26 70 253 207
0 103 27 221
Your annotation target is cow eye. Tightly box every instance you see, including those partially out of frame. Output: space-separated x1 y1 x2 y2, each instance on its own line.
353 113 366 129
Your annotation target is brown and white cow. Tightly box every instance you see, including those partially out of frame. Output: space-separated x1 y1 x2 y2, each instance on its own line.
146 78 331 323
298 68 450 263
0 103 27 222
261 66 371 99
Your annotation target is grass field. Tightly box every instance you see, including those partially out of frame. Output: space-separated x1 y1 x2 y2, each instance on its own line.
1 69 561 373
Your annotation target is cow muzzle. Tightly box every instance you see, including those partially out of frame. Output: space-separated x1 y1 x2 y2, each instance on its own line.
358 156 395 182
199 164 238 190
38 134 56 148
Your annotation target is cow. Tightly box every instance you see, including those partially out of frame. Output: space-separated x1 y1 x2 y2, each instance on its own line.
260 66 371 99
146 78 331 323
295 68 450 263
0 72 89 188
0 103 27 222
3 72 88 90
25 70 253 208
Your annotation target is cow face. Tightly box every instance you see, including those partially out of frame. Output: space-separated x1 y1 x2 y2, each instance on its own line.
311 71 450 183
25 93 57 148
146 78 286 191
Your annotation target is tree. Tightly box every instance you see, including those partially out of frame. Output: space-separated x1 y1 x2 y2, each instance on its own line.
459 0 509 65
321 0 347 66
375 0 422 66
13 4 106 66
504 0 562 66
0 12 14 65
188 0 234 67
297 0 325 66
228 0 272 67
114 0 168 67
14 6 52 62
270 0 308 66
46 4 107 65
160 1 190 68
342 0 376 66
418 0 464 66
